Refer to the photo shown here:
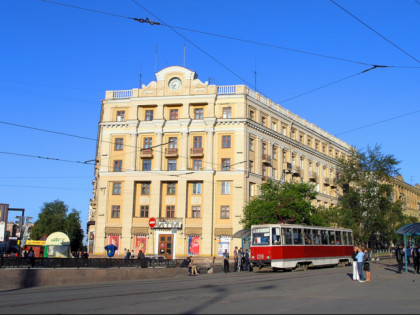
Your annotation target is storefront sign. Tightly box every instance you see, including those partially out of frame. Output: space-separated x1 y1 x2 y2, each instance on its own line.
152 219 182 229
26 240 46 246
217 236 231 257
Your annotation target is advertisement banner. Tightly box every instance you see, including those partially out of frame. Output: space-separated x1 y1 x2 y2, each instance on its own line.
88 231 95 254
108 235 120 256
135 235 147 255
0 222 5 242
188 236 200 256
217 236 231 256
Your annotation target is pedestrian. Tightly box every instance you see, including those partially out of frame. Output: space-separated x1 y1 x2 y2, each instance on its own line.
412 244 419 274
223 249 230 273
188 257 198 276
356 246 365 283
124 249 130 260
131 250 135 259
364 248 371 282
233 246 238 272
137 249 147 268
237 248 243 272
28 247 35 268
352 246 359 281
396 244 404 274
244 249 250 272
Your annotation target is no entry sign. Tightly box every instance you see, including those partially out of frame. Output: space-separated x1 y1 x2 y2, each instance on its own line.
149 217 156 228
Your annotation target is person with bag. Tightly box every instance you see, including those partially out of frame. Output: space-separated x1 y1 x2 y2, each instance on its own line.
411 244 419 274
352 246 359 281
363 248 371 282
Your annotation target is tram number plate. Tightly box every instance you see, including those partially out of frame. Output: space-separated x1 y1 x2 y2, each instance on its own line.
257 254 264 260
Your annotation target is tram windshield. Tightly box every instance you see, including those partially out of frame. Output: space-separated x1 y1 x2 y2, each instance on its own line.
252 227 270 245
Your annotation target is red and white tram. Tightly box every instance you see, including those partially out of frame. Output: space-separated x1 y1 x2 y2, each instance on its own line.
250 224 353 271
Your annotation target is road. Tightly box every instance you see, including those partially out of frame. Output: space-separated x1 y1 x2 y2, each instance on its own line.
0 258 419 314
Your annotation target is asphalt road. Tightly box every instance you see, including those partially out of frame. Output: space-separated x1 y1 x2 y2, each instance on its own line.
0 258 419 314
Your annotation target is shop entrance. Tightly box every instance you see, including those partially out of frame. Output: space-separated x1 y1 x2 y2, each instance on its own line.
158 234 173 259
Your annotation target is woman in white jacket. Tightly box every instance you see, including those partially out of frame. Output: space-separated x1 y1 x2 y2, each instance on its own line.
352 246 359 281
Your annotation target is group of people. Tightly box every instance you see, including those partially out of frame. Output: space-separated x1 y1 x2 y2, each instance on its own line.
71 251 89 259
352 246 371 283
395 243 419 274
223 246 251 273
124 248 146 260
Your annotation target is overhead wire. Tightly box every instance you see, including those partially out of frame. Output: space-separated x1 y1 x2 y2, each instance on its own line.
330 0 420 64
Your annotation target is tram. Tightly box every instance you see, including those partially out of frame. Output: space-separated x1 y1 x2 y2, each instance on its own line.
250 224 353 271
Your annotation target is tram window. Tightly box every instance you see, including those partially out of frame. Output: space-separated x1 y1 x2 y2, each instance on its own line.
313 230 320 245
293 229 303 245
272 227 281 245
321 230 329 245
252 227 270 245
328 231 336 245
343 232 348 245
304 229 313 245
282 228 293 245
335 231 342 245
348 232 354 245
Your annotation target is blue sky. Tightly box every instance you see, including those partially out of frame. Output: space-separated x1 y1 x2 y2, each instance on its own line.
1 0 419 236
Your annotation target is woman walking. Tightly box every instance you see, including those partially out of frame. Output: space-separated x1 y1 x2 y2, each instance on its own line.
352 246 359 281
364 248 371 282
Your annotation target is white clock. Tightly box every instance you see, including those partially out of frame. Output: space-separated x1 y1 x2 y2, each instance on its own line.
168 77 182 90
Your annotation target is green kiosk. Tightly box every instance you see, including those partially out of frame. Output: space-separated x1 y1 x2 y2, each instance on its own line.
43 232 71 258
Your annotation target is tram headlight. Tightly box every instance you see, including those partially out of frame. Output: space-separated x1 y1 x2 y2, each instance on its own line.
251 255 254 259
267 255 270 259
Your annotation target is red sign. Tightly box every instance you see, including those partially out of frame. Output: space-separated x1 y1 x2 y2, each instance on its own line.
149 217 156 228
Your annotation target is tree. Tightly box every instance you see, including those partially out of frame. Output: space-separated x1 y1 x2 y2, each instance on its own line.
335 144 406 247
30 200 84 251
240 179 322 229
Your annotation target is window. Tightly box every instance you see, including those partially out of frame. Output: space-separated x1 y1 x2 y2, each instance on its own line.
293 228 303 245
193 159 202 170
142 159 151 171
222 107 232 119
140 205 149 218
282 126 287 136
262 143 267 154
192 182 202 194
249 110 254 120
144 137 152 149
221 182 230 194
328 231 336 245
141 183 150 195
113 160 122 172
249 160 254 173
168 159 177 171
220 206 230 219
167 183 176 195
272 227 281 245
111 205 120 218
304 229 313 245
194 108 203 120
281 228 293 245
116 110 125 122
112 182 121 195
272 122 277 131
321 230 328 245
291 130 295 140
169 109 178 120
300 135 304 143
307 138 312 147
249 183 255 197
273 146 277 160
252 227 270 245
315 142 319 151
192 206 201 218
169 137 177 148
114 138 123 151
249 138 254 151
261 116 266 126
222 135 231 148
313 230 320 245
145 110 154 121
166 205 175 218
221 158 231 171
272 168 276 179
193 136 202 148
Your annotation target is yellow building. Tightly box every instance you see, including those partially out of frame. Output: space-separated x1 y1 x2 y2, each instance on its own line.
87 66 419 258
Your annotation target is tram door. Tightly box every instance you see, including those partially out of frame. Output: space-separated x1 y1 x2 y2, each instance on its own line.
159 234 173 259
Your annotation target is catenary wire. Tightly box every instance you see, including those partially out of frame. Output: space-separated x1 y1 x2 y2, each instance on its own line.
330 0 420 64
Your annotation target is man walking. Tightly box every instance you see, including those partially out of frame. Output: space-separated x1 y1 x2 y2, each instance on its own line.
396 244 404 274
223 249 230 273
233 247 238 272
411 244 419 274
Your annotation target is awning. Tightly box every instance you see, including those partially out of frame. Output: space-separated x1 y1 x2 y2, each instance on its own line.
232 229 251 239
105 227 122 235
131 227 149 235
214 228 233 236
396 223 420 236
185 227 202 235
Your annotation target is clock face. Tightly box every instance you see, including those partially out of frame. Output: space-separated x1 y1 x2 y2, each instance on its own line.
168 77 182 90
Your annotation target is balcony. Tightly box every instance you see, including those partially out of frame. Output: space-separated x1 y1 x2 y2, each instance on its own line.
283 162 292 173
190 147 204 158
309 172 318 182
331 178 337 188
140 148 153 158
262 154 272 164
165 148 179 157
262 176 268 182
292 166 301 177
323 177 331 186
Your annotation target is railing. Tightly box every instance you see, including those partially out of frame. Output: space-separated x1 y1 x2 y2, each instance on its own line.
190 148 204 156
140 148 153 157
113 90 132 99
262 154 272 164
0 257 186 269
165 148 178 156
217 85 236 94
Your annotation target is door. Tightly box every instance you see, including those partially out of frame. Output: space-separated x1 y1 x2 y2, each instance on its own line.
159 234 173 259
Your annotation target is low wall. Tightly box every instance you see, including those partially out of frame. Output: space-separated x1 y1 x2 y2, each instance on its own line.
0 267 192 291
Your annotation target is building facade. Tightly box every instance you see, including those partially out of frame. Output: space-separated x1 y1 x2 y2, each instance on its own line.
87 66 419 258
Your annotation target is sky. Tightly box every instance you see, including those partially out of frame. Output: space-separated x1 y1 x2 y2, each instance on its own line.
1 0 419 238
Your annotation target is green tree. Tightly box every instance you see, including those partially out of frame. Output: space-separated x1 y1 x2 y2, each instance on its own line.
30 200 84 251
240 179 322 229
336 144 405 247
